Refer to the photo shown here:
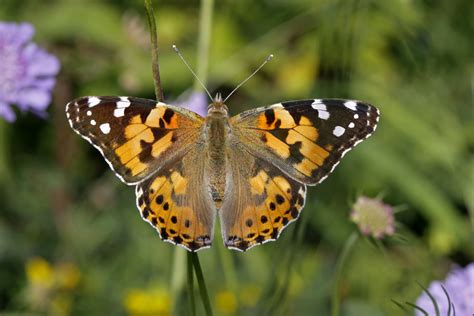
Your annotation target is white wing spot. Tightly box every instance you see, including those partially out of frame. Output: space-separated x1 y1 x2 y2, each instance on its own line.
348 122 355 128
117 96 131 108
333 126 345 137
344 101 357 111
312 100 330 120
100 123 111 134
311 100 326 111
318 111 330 120
88 97 101 107
90 119 96 126
86 110 92 116
354 114 359 119
114 108 125 117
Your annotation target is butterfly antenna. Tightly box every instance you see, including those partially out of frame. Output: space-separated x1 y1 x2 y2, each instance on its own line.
172 44 213 101
223 54 274 103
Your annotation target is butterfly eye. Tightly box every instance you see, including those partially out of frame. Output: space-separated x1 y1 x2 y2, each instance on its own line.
207 102 228 115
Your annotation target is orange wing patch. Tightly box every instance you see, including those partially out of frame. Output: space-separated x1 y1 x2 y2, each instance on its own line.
255 107 331 178
110 105 202 181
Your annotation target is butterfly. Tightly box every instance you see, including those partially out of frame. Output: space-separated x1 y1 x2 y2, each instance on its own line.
66 94 379 252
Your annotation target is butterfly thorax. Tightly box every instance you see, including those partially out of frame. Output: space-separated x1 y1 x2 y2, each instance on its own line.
205 101 230 206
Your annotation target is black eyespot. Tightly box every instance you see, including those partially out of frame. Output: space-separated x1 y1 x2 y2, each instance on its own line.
156 195 163 205
276 194 285 204
163 202 169 210
246 219 253 227
171 216 177 224
260 215 268 223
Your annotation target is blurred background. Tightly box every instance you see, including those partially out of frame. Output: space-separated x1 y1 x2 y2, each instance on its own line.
0 0 472 315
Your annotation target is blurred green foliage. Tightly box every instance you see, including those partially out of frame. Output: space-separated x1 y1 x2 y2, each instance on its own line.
0 0 472 315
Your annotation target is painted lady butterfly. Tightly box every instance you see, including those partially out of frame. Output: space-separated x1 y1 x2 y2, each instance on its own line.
66 93 379 251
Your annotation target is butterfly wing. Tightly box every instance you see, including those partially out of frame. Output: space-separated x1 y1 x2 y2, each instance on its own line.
221 142 306 251
230 99 380 185
66 96 204 184
221 99 379 251
135 144 216 252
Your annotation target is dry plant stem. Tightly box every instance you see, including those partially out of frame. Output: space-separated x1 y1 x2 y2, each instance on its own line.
144 0 164 102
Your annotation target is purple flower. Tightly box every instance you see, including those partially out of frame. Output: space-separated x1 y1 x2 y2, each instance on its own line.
350 196 395 239
0 22 60 122
173 90 208 117
415 263 474 316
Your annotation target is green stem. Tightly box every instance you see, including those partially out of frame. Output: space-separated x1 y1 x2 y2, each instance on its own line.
191 253 213 316
0 119 10 184
170 249 186 315
331 232 358 316
187 252 196 316
195 0 214 92
144 0 164 101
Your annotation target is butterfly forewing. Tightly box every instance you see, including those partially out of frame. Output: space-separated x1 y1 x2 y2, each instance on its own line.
230 99 380 186
66 96 204 184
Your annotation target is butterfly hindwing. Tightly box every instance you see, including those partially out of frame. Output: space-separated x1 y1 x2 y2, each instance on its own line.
230 99 380 185
66 96 204 184
220 141 306 251
135 145 216 252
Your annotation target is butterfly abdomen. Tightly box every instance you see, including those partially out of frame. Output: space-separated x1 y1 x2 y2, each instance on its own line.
205 114 229 205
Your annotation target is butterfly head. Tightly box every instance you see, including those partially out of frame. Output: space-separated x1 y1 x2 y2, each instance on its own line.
207 92 228 116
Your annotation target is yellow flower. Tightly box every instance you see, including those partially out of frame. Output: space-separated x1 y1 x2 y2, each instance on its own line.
124 287 171 316
56 263 81 290
26 257 54 288
215 290 237 315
